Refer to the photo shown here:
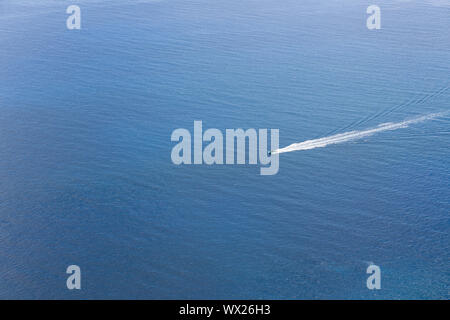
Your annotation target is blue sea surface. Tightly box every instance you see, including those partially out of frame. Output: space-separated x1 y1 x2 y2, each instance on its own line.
0 0 449 299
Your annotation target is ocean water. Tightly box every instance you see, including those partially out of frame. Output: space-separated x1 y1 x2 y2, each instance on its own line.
0 0 449 299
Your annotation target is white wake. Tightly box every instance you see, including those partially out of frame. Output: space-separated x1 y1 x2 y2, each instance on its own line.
272 113 444 154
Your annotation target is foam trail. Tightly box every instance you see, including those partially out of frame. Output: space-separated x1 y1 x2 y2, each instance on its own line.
272 113 444 154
